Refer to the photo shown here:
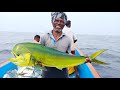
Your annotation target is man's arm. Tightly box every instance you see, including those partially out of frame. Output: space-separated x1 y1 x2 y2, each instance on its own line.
74 66 80 78
66 39 72 55
40 34 48 45
73 33 77 43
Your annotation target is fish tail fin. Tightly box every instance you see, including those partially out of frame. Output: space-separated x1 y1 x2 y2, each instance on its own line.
92 59 109 65
89 49 109 65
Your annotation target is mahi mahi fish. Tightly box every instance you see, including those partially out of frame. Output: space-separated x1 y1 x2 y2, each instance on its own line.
9 42 108 70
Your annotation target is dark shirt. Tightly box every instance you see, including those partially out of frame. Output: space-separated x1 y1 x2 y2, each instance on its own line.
42 67 69 78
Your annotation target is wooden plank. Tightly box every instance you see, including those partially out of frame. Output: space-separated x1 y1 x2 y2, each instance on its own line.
86 63 101 78
0 61 10 67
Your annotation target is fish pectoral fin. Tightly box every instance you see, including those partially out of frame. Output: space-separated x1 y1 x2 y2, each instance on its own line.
56 66 63 70
24 53 31 65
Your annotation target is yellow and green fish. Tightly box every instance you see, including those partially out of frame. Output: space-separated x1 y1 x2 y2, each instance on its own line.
9 42 108 70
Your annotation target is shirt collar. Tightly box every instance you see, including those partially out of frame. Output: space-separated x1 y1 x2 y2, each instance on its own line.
47 30 66 41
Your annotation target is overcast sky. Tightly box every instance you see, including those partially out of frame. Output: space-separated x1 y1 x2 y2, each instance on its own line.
0 12 120 35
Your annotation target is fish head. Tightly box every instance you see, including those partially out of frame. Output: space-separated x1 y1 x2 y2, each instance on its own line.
9 43 35 67
11 43 29 57
9 53 35 67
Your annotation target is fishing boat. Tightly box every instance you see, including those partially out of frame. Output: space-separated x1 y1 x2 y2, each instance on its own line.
69 50 100 78
0 48 100 78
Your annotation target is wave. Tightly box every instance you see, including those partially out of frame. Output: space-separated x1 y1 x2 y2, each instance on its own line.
0 49 11 54
23 39 32 40
80 48 99 50
79 47 120 58
4 42 16 45
109 49 120 54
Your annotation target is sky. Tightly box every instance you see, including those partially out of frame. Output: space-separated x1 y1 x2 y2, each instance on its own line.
0 12 120 35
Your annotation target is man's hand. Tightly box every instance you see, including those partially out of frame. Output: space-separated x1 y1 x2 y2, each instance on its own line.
76 74 80 78
74 66 80 78
85 55 91 63
36 61 43 67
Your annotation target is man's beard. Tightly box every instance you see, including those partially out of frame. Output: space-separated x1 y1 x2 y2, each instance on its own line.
54 29 62 33
54 26 63 33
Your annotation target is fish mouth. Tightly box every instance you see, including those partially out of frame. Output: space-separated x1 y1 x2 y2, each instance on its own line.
12 51 21 58
9 53 33 67
11 52 16 58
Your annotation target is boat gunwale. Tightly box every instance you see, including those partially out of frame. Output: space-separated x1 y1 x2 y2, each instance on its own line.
0 61 10 68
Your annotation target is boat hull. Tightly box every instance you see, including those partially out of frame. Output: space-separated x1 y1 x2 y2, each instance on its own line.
69 50 100 78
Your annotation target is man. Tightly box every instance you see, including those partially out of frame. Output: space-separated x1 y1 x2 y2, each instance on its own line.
40 12 90 78
63 20 78 55
63 20 84 78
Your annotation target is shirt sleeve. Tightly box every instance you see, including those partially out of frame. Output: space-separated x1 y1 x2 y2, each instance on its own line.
67 38 72 54
40 34 49 46
73 33 77 41
40 34 46 46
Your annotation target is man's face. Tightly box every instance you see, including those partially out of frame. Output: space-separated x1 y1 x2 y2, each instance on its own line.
36 38 40 42
52 18 65 32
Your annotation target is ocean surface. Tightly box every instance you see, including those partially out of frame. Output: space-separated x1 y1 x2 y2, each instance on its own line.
0 31 120 78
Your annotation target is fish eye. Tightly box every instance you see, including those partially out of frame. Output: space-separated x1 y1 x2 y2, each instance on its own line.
13 54 16 57
16 53 20 56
